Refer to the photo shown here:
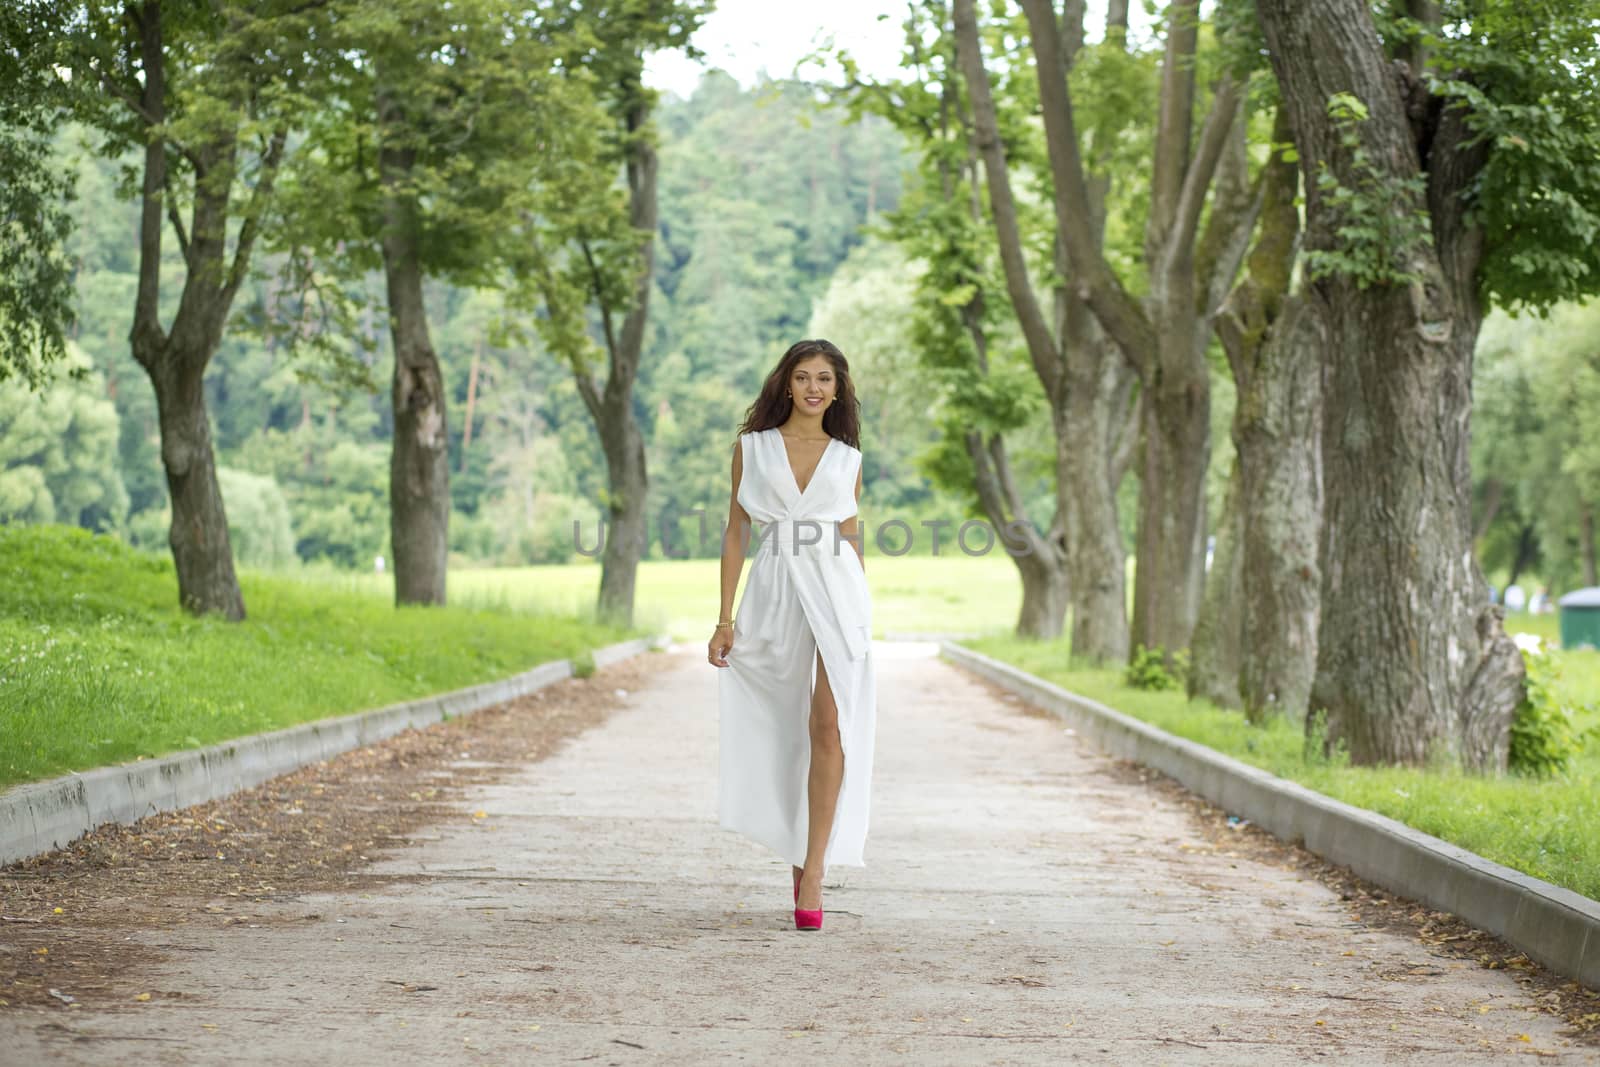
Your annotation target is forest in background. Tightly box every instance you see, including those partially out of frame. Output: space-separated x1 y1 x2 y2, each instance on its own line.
3 72 985 571
24 60 1596 593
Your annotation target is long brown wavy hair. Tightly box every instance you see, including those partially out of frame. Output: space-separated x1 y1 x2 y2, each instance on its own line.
736 339 861 449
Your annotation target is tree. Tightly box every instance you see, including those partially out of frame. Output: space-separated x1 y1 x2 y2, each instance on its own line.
0 4 78 387
0 346 128 529
274 0 608 605
1253 0 1600 767
837 1 1138 650
520 0 708 627
60 0 331 618
956 0 1259 659
1189 103 1325 723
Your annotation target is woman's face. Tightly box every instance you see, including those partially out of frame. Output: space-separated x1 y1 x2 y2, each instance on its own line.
789 355 837 414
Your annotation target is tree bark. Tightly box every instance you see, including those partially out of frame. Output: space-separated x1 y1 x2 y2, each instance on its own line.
1234 297 1324 722
1257 0 1523 769
1189 456 1244 706
1202 108 1324 723
378 89 449 607
1129 361 1211 655
1060 300 1135 661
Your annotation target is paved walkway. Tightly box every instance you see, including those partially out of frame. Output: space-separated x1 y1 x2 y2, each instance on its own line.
4 643 1593 1063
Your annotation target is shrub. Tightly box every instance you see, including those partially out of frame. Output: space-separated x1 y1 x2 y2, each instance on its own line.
217 467 297 569
1125 644 1187 692
1509 649 1582 777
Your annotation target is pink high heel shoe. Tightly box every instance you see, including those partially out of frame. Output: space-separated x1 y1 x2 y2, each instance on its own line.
794 869 823 930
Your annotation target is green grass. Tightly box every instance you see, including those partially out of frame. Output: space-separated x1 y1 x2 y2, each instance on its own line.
0 526 638 790
962 632 1600 902
340 551 1030 646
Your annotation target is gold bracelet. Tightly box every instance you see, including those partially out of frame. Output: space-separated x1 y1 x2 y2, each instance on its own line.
715 619 733 629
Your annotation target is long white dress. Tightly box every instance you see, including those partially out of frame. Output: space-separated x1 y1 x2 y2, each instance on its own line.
717 427 876 868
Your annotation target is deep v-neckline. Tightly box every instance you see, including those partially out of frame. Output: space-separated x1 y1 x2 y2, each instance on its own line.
773 428 836 499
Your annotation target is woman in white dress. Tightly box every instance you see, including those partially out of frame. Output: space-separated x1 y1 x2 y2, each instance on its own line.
707 339 876 932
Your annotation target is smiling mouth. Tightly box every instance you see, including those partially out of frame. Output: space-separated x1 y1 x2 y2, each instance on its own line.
804 397 823 404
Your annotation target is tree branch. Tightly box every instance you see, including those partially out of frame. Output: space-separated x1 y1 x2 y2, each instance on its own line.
1168 77 1242 280
223 125 288 307
130 0 168 362
579 239 621 368
1195 98 1263 318
1147 0 1199 260
1016 0 1156 376
162 165 191 268
951 0 1062 390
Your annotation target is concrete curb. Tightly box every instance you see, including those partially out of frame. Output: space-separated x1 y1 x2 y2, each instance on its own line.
0 633 668 868
939 640 1600 991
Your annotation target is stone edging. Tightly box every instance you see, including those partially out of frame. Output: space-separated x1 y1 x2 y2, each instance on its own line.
0 634 668 868
939 640 1600 991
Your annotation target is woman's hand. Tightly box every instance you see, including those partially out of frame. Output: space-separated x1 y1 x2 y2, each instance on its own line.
708 623 734 667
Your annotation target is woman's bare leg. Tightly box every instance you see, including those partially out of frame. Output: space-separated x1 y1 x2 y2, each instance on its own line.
797 648 843 910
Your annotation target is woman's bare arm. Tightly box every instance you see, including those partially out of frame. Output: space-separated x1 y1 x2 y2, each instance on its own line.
720 439 751 621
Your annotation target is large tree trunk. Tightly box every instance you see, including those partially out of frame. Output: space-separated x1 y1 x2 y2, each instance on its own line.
1014 0 1250 663
1060 316 1134 661
1189 456 1244 706
1130 359 1211 655
379 93 449 607
1258 0 1523 769
595 421 648 626
1202 110 1324 723
1234 296 1324 721
145 352 245 619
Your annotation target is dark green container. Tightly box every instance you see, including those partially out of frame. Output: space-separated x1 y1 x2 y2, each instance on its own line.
1558 587 1600 650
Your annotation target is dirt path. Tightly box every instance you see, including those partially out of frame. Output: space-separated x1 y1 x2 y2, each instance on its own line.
1 642 1595 1064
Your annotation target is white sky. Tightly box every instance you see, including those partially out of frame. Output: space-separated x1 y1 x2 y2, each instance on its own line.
644 1 907 99
644 1 1160 99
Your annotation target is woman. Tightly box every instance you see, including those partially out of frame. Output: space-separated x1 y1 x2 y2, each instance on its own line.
707 339 876 932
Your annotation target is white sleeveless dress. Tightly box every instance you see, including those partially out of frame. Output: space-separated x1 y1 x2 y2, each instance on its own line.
717 427 877 868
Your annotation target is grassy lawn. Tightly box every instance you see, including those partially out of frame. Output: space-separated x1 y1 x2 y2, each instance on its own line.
341 551 1030 645
961 630 1600 902
0 526 638 790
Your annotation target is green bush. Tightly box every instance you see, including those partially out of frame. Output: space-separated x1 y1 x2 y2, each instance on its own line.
1125 644 1187 691
217 467 297 569
1509 649 1583 776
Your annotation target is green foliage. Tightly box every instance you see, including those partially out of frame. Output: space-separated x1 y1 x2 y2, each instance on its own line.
1125 644 1189 691
0 346 127 530
1509 649 1584 777
0 3 78 387
1302 707 1353 768
215 467 296 570
1303 92 1431 289
0 524 636 788
1425 1 1600 312
1472 301 1600 591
